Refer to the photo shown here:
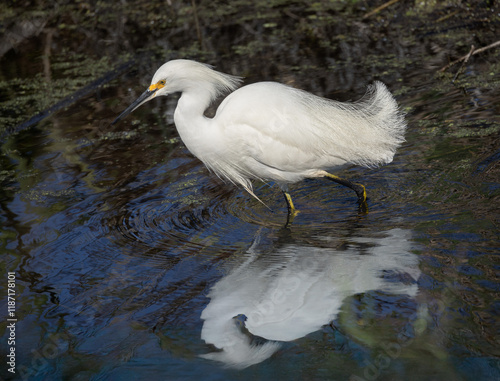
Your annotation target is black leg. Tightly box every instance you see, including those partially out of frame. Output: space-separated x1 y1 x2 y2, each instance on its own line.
324 173 368 208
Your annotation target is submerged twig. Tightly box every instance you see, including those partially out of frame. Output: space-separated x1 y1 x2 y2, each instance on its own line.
362 0 402 20
440 40 500 72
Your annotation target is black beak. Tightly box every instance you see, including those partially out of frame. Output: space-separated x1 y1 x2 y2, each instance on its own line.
112 88 157 125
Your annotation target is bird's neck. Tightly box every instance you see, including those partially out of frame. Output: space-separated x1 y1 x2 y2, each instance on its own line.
173 89 217 158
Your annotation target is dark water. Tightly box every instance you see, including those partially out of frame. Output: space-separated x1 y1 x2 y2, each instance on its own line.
1 1 499 380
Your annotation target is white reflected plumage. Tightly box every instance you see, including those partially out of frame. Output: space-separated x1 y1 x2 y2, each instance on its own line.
200 228 420 369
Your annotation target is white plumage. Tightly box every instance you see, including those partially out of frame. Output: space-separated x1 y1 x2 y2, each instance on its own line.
114 59 406 218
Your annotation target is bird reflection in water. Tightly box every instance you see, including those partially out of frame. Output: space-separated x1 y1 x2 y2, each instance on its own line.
200 228 420 368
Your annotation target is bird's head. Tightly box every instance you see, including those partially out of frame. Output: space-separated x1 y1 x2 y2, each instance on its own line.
112 59 242 125
111 60 189 125
112 73 170 125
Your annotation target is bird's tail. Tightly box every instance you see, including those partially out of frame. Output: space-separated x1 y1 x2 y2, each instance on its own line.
334 82 407 167
300 81 407 168
352 81 407 167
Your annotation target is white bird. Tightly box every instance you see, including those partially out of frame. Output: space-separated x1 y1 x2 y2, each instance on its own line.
113 59 406 222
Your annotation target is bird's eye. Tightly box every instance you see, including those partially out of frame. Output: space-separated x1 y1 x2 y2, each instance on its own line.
158 80 166 86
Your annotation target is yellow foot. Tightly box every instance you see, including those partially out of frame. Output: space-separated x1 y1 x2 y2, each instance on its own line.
287 208 300 220
283 191 299 226
358 199 369 214
285 209 299 227
354 183 367 204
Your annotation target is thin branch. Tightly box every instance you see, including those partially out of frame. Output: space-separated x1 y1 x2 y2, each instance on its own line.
440 40 500 72
470 39 500 55
435 9 460 23
452 44 475 82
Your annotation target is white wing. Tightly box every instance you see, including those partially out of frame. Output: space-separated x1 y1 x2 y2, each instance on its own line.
215 81 406 173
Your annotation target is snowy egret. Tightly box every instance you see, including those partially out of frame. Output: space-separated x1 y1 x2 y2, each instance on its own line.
113 59 406 221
